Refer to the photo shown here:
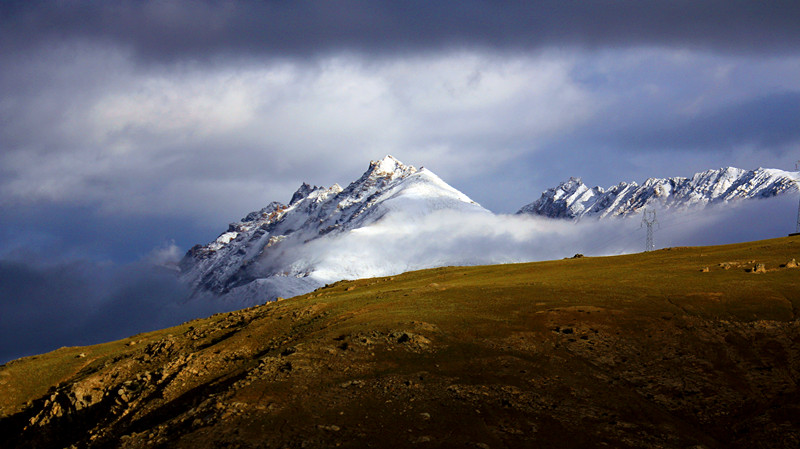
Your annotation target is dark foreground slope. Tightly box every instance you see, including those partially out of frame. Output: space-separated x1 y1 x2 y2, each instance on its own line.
2 237 800 448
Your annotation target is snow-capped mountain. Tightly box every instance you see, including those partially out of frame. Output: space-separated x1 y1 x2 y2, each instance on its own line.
179 156 488 303
181 161 799 305
517 167 800 219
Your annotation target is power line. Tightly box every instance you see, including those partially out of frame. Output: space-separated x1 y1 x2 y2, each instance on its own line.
640 208 658 252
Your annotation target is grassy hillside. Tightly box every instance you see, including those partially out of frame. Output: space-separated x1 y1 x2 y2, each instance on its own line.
1 236 800 448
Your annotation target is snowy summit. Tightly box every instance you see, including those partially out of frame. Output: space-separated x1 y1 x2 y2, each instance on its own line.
179 156 487 304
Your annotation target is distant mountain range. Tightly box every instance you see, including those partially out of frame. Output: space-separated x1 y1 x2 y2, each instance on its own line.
517 167 799 219
180 157 799 303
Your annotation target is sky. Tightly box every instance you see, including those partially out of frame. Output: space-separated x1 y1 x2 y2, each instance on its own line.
2 1 800 362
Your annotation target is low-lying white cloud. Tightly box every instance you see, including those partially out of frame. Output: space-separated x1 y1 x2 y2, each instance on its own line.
265 194 798 288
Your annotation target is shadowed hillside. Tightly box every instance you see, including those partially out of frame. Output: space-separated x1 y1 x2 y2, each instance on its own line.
2 237 800 448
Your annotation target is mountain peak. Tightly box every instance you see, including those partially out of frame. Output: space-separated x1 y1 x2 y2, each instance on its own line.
289 182 317 205
368 155 416 179
180 155 485 303
558 176 586 191
516 176 594 218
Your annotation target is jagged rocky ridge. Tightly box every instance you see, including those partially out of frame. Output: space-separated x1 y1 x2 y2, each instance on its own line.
518 167 800 219
179 156 487 304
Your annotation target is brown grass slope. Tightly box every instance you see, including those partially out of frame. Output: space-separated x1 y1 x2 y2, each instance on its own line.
1 236 800 448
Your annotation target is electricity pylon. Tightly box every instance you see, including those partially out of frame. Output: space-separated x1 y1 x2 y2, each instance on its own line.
795 161 800 234
641 208 658 252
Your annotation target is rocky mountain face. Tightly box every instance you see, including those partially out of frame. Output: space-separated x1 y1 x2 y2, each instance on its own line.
179 156 487 304
518 167 800 219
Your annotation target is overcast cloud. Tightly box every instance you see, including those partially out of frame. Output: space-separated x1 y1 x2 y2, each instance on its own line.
4 1 800 60
2 1 800 361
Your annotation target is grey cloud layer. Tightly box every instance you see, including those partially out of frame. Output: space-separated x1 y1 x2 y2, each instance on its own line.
4 0 800 61
2 2 799 226
619 92 800 151
0 51 594 220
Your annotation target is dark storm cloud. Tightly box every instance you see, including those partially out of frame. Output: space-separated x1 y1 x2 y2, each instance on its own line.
0 256 239 364
0 202 214 264
2 0 800 62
